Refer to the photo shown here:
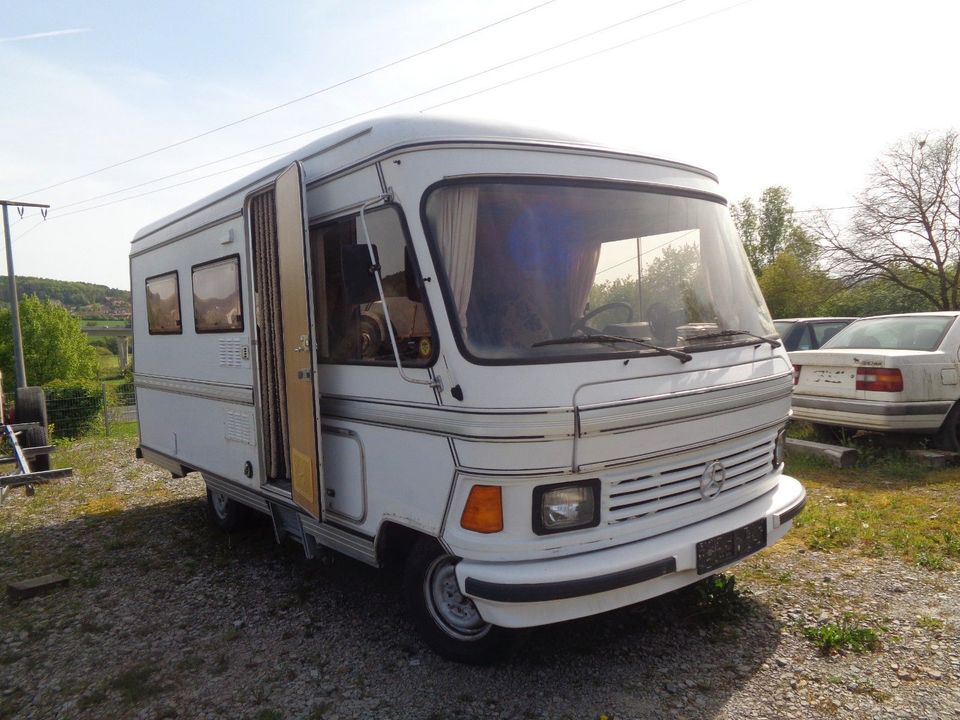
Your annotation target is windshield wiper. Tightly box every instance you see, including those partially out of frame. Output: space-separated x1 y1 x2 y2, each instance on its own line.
683 329 782 348
533 334 693 363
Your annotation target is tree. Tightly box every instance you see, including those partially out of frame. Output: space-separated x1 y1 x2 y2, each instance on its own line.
810 130 960 310
757 253 840 318
0 296 99 386
819 271 939 317
731 186 817 276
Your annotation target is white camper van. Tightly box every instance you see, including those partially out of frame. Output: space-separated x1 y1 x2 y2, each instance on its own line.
131 116 805 663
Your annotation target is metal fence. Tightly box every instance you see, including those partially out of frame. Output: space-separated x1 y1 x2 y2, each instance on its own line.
42 383 137 438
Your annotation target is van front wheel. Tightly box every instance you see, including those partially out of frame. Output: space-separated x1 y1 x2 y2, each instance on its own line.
403 538 515 664
205 487 249 531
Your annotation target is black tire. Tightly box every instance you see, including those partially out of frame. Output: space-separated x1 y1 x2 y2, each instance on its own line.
15 387 47 429
20 424 50 472
205 486 249 532
402 537 517 665
934 404 960 452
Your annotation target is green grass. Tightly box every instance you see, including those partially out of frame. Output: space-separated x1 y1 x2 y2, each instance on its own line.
782 447 960 566
82 319 129 327
96 350 128 380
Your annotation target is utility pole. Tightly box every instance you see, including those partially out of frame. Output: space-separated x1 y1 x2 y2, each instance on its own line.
0 200 50 389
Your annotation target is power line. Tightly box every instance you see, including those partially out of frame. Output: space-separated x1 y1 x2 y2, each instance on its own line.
10 220 45 243
793 205 857 214
422 0 752 112
13 0 557 199
42 0 694 216
51 152 293 220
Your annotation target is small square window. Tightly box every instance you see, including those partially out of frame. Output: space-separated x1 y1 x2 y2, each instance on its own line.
145 271 182 335
193 255 243 333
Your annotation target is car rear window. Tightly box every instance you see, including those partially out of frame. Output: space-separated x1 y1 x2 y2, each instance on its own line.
823 316 955 351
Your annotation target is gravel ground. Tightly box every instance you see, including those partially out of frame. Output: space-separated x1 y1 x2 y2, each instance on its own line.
1 439 958 720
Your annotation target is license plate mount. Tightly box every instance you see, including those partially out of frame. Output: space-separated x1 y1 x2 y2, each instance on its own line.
696 518 767 575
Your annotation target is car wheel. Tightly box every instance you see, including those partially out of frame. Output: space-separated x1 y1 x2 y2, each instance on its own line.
402 537 517 665
205 486 249 531
934 405 960 452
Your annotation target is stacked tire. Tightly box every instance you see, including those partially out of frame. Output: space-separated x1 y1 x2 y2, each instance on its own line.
15 387 50 472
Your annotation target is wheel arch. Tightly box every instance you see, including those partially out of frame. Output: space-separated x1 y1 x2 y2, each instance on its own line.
376 521 437 571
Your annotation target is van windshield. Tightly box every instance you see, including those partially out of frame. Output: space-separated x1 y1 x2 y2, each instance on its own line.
424 181 775 362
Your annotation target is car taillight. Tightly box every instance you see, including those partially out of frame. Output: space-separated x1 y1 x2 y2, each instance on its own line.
856 367 903 392
793 365 801 385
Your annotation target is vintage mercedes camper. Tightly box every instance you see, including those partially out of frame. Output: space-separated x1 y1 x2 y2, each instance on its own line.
131 116 805 663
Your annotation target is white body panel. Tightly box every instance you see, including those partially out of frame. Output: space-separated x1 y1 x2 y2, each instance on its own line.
131 116 802 631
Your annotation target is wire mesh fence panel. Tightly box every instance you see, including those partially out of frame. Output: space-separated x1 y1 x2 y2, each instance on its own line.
105 383 137 436
44 385 106 438
40 383 138 438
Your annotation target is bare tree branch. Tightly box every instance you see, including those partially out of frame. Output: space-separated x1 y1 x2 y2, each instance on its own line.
807 130 960 310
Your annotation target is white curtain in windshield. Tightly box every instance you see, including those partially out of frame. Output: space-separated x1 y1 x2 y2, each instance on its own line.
434 186 479 328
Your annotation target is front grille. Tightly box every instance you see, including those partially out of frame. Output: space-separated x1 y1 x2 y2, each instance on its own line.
606 435 775 526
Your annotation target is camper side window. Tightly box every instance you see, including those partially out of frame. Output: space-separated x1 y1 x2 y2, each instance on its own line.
310 206 433 366
192 255 243 333
145 271 182 335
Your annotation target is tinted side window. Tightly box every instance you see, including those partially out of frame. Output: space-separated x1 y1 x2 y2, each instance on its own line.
310 207 433 366
146 271 182 335
192 256 243 333
794 325 814 351
812 322 848 348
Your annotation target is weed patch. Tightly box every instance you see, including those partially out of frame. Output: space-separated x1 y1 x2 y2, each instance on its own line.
689 573 751 622
915 551 948 570
802 614 882 655
108 662 165 704
253 710 283 720
916 616 945 631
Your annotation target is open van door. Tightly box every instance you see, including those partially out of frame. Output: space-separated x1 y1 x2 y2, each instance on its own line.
275 162 323 519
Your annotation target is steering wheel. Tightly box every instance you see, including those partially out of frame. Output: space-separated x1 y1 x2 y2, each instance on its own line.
571 302 634 335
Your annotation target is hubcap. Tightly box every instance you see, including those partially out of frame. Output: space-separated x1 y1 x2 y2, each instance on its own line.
424 555 490 640
211 491 230 519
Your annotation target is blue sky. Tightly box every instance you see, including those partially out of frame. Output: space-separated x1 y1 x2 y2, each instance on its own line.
2 0 958 290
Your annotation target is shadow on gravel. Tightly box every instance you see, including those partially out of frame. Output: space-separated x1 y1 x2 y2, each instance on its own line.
1 496 782 720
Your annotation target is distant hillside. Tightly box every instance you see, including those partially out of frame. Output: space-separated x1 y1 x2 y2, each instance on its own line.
0 276 130 319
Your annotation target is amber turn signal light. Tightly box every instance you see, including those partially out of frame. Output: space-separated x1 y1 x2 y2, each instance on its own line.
460 485 503 533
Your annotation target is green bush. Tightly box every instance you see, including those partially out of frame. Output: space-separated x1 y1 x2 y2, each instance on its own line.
43 380 104 437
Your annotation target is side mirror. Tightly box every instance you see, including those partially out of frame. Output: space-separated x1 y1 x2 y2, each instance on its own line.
340 244 381 305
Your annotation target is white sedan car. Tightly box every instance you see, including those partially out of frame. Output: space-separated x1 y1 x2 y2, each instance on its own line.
790 312 960 449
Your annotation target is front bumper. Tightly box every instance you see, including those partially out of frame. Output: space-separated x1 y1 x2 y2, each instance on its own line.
791 395 952 432
455 475 805 628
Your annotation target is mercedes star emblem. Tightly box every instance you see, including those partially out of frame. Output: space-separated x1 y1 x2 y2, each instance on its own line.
700 460 726 500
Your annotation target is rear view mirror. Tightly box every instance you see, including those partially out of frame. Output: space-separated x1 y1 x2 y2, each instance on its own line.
341 244 381 305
